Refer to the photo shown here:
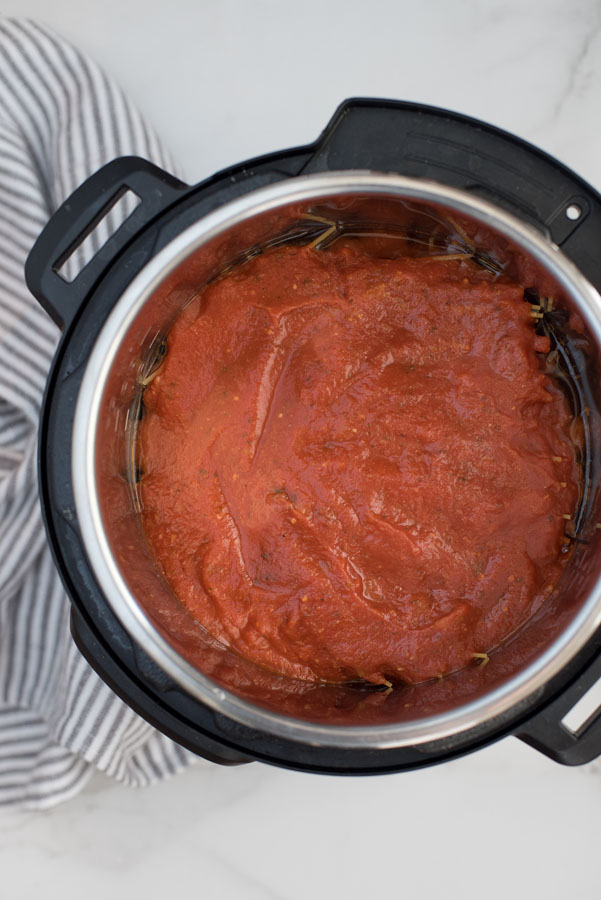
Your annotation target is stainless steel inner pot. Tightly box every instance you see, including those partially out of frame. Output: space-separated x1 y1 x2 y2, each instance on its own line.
71 172 601 749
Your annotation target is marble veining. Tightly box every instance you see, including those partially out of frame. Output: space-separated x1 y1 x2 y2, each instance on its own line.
549 2 601 123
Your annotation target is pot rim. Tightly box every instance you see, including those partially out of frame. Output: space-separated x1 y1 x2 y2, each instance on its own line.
71 171 601 749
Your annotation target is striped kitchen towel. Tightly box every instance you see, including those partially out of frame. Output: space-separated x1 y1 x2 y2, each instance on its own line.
0 18 196 810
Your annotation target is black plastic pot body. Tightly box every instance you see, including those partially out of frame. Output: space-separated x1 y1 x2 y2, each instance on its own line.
25 98 601 772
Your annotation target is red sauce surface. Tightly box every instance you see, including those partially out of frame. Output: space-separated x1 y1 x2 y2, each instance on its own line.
141 244 579 685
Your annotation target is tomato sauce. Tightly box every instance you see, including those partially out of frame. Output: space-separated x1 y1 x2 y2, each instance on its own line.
140 243 579 685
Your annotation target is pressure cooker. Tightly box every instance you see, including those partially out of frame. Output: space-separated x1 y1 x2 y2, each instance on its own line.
25 98 601 773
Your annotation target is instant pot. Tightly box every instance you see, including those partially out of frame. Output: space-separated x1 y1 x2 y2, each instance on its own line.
25 98 601 772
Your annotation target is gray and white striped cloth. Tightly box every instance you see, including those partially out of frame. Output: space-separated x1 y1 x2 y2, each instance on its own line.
0 18 196 810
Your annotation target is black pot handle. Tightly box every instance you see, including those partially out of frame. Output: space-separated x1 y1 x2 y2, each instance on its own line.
69 607 252 767
304 98 597 245
25 157 190 330
515 649 601 765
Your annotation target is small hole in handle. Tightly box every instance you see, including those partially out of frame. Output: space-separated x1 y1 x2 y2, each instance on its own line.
565 203 582 221
56 188 141 283
562 677 601 733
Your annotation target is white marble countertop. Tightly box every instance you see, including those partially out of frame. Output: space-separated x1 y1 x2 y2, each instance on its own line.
3 0 601 896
